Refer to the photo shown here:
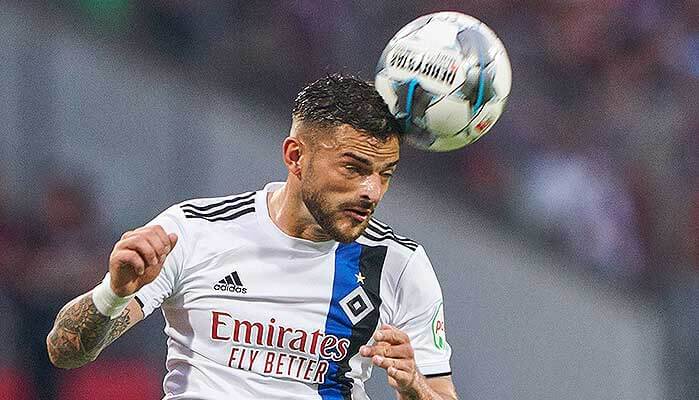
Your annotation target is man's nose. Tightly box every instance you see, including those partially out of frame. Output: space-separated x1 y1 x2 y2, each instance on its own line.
359 173 383 205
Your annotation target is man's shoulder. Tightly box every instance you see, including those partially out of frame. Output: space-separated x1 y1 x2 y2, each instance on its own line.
151 191 262 268
357 219 437 294
170 190 258 225
358 218 421 256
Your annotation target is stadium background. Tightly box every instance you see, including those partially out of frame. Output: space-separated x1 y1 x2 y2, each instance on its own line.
0 1 696 399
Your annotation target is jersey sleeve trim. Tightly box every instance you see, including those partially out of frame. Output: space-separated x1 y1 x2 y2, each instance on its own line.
134 295 144 309
417 360 452 376
424 372 452 379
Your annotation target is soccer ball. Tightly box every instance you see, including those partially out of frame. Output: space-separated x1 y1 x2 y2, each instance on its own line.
375 12 512 152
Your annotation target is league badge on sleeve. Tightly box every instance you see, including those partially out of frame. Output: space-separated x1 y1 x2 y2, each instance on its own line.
431 302 446 350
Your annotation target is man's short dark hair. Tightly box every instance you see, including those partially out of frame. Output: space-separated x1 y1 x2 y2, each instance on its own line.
292 74 403 141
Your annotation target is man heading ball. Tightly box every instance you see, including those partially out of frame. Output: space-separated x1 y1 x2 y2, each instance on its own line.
47 75 457 400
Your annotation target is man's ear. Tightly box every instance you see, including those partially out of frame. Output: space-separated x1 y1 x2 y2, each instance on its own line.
282 136 303 178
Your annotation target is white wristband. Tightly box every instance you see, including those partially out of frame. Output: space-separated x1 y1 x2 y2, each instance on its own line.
92 273 135 319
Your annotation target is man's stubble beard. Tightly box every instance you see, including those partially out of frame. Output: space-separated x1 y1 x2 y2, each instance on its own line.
301 165 368 243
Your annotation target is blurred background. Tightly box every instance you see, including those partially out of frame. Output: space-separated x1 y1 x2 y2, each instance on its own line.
0 1 696 399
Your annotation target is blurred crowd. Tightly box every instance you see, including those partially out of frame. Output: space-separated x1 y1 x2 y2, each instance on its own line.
57 0 696 284
471 0 698 285
0 171 166 398
1 0 697 399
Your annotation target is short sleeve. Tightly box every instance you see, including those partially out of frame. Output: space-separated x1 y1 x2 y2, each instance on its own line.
134 205 187 318
391 246 452 376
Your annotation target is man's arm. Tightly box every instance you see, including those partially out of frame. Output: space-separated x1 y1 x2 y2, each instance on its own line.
47 294 143 369
423 376 458 400
389 374 458 400
46 225 177 369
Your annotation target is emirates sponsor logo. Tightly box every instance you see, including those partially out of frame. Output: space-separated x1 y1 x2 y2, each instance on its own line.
210 311 350 384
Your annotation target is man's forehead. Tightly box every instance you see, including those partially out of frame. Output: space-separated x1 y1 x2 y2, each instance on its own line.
322 125 400 160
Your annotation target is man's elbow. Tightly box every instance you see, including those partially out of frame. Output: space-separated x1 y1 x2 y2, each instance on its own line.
47 353 72 370
47 349 68 369
46 339 71 369
47 351 90 370
46 334 92 369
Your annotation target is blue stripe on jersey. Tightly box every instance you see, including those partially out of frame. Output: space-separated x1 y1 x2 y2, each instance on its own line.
318 242 362 400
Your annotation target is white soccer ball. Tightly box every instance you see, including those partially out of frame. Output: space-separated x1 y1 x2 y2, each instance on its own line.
375 12 512 151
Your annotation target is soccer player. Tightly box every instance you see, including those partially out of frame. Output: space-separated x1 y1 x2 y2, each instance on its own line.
47 75 457 400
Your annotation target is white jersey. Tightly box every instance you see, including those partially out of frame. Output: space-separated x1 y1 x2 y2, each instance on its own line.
135 182 451 400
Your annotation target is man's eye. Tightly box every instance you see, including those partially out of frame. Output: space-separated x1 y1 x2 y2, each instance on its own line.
381 172 394 178
345 165 358 172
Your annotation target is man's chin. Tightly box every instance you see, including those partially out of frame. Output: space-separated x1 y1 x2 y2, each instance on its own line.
330 221 369 243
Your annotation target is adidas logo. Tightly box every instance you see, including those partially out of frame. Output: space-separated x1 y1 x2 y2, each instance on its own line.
213 271 247 294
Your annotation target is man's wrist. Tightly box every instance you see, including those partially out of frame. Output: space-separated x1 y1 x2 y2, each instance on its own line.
399 372 439 400
91 273 135 319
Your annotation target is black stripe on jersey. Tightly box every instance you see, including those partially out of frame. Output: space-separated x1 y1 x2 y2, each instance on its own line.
366 226 418 249
181 198 255 219
362 230 418 251
337 244 388 400
183 207 255 222
368 218 391 230
362 223 418 251
179 191 255 212
368 219 418 247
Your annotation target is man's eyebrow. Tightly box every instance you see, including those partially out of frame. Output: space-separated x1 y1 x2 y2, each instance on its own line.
341 152 399 169
384 159 399 169
341 152 372 165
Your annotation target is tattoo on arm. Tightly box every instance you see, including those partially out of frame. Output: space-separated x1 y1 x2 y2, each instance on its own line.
47 293 133 369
